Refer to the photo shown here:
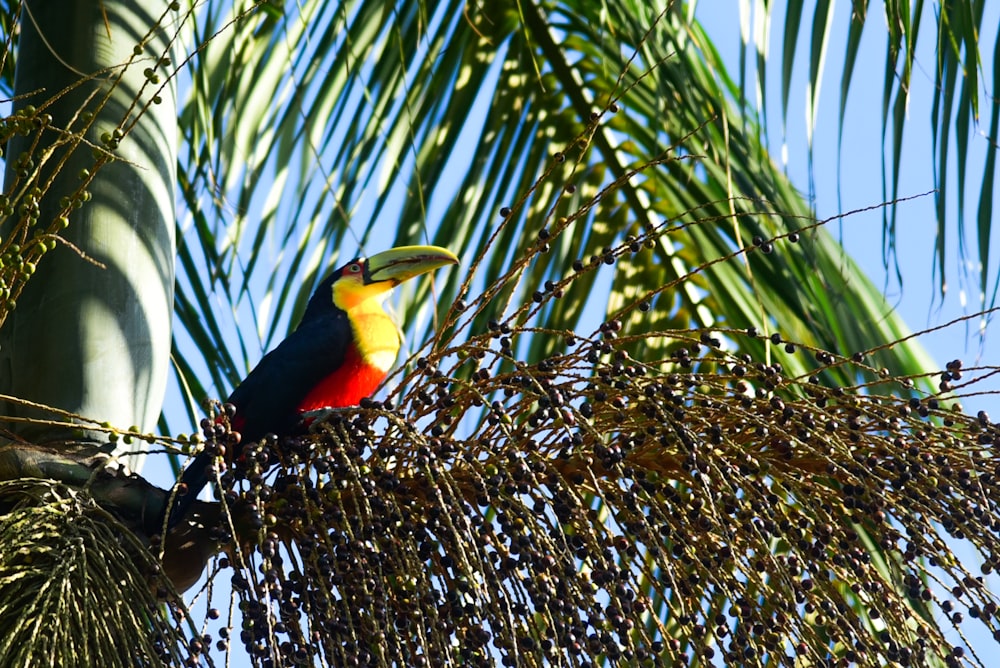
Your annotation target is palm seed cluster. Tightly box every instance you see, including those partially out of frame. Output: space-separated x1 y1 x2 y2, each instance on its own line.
181 303 1000 666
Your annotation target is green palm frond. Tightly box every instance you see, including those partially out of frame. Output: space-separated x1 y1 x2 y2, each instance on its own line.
164 0 954 436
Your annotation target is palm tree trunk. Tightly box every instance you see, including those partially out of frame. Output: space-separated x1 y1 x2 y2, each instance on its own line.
0 0 176 457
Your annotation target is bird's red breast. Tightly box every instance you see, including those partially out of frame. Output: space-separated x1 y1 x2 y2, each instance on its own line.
296 343 388 412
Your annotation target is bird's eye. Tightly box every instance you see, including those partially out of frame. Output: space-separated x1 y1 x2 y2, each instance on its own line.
348 263 362 274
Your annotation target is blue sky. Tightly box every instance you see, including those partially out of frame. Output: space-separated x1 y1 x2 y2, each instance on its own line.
698 2 1000 418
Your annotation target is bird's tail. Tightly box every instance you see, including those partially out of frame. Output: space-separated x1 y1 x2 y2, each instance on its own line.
163 451 214 529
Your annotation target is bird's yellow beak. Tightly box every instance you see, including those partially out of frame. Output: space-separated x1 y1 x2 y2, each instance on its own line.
364 245 459 286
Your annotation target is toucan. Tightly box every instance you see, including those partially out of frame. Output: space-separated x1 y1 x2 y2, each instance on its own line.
165 245 458 528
